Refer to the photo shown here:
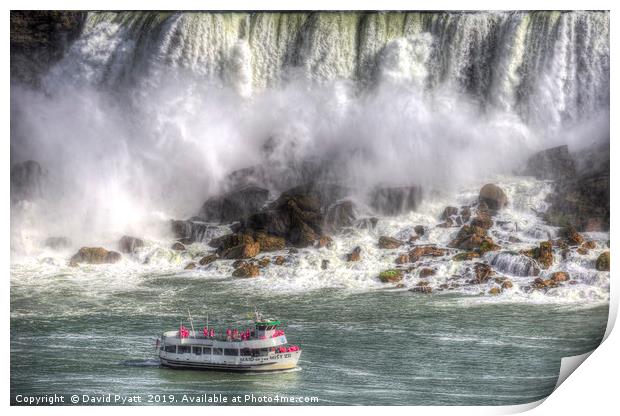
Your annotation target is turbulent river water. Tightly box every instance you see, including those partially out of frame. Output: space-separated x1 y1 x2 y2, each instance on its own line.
10 11 610 406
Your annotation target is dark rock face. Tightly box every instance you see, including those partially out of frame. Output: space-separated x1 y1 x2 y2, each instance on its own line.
545 170 610 231
324 200 356 232
70 247 121 264
369 186 422 216
171 242 186 251
11 11 86 85
199 186 269 224
378 236 403 249
44 236 71 249
239 183 336 248
596 251 610 271
11 160 44 203
171 220 220 244
479 184 508 210
118 235 144 254
526 145 577 180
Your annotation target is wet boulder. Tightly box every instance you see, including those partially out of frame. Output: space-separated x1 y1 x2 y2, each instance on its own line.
232 263 260 278
526 145 576 180
419 268 436 278
253 232 286 252
198 253 218 265
119 235 144 254
378 269 403 283
449 225 499 253
171 242 186 251
414 225 425 236
70 247 121 264
316 235 334 249
551 271 570 282
184 262 197 270
199 185 269 224
409 245 446 260
561 225 584 246
395 253 410 264
521 241 554 269
479 184 508 211
378 236 403 249
369 185 422 216
596 251 610 271
221 241 260 259
472 263 494 283
324 200 356 232
452 252 480 261
347 246 362 262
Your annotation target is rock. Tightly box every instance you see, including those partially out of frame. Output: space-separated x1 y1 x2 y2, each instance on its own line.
232 259 247 269
487 251 540 276
409 245 446 260
576 247 589 255
370 186 422 216
44 236 71 249
68 260 79 267
561 226 584 246
408 235 420 243
253 232 286 252
209 233 254 252
274 256 285 266
321 259 329 270
501 280 513 289
410 286 432 293
184 262 197 270
441 206 458 220
488 287 502 295
419 268 435 278
471 214 493 230
544 166 609 232
395 254 410 264
533 277 557 289
551 272 570 282
325 200 356 231
460 206 471 222
232 263 260 278
582 241 597 250
316 235 334 249
449 225 498 253
239 183 326 247
199 254 218 265
473 263 494 283
378 269 403 283
596 251 610 271
171 219 220 244
221 241 260 259
10 11 85 85
199 185 269 224
479 184 508 210
526 145 577 180
414 225 425 236
347 246 362 262
119 235 144 254
257 257 271 268
70 247 121 264
452 252 480 261
521 241 554 269
171 242 186 251
378 236 403 249
11 160 44 203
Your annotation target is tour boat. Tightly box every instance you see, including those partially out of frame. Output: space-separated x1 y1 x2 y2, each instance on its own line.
157 311 302 372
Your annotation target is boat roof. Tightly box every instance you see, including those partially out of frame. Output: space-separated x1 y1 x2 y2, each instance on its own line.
255 320 281 326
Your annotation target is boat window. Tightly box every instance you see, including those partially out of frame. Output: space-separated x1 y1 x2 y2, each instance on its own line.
165 345 176 353
240 348 251 356
213 348 223 355
192 346 202 355
224 348 239 356
203 347 212 355
178 346 191 354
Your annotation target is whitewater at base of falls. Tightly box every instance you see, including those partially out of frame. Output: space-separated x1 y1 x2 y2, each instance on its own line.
10 175 610 315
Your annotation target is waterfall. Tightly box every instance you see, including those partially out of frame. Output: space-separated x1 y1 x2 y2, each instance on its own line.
45 11 609 126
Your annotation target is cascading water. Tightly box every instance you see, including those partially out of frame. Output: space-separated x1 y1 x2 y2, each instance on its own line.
10 11 610 405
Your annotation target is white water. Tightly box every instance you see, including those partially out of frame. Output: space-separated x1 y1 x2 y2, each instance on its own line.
10 11 609 305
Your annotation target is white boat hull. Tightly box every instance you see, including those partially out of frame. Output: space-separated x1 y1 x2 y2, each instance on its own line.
159 350 301 372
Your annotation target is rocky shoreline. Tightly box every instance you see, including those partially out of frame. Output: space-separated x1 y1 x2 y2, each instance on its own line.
13 143 608 298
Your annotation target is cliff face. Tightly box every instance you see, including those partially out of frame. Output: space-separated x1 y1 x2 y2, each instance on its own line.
10 11 86 86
